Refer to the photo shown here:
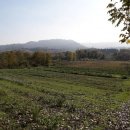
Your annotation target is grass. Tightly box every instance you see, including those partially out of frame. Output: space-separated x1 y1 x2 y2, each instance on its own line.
1 61 130 129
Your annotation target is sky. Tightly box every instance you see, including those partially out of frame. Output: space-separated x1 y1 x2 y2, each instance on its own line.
0 0 129 48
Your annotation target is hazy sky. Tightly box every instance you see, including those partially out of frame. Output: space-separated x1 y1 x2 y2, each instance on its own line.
0 0 129 48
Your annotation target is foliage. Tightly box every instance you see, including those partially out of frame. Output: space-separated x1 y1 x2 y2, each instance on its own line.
0 51 52 68
76 49 105 60
107 0 130 43
1 49 130 69
113 49 130 60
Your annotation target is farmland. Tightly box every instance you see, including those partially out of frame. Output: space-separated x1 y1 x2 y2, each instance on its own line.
1 61 130 129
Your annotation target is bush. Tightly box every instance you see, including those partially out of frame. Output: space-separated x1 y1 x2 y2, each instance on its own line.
121 75 128 79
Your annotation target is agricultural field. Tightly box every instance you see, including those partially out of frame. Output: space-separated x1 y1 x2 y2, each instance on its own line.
1 61 130 129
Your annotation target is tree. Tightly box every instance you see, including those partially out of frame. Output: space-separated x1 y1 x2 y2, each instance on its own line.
7 52 17 68
107 0 130 43
45 53 51 66
32 51 46 66
0 53 8 68
66 51 75 61
73 52 76 61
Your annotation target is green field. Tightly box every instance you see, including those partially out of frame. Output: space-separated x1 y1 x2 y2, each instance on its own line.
1 61 130 130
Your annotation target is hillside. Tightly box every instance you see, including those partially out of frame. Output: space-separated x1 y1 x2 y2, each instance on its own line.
0 39 85 52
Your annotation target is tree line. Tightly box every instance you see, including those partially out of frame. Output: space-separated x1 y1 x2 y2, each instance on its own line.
1 48 130 68
0 51 51 68
54 49 130 61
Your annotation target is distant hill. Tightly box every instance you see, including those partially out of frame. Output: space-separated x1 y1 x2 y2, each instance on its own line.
83 42 129 49
0 39 85 52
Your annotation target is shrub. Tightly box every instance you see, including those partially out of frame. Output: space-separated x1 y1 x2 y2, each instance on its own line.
121 75 128 79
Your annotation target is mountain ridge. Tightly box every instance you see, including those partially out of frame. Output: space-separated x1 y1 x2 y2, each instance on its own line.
0 39 85 52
